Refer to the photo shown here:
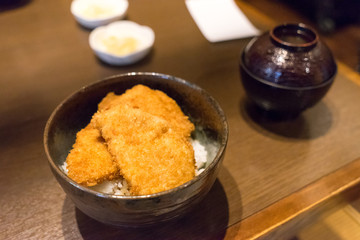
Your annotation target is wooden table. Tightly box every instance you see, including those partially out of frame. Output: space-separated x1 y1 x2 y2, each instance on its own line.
1 0 359 239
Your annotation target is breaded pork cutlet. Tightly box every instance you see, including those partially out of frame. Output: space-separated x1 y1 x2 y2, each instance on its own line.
65 85 196 193
92 105 195 195
98 85 195 138
66 125 119 186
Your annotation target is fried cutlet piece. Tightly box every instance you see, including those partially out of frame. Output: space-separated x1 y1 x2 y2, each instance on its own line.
66 125 119 186
92 105 195 195
98 85 195 138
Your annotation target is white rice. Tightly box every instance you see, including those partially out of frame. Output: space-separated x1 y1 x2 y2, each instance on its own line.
60 161 68 174
90 178 131 196
191 139 208 176
61 137 213 196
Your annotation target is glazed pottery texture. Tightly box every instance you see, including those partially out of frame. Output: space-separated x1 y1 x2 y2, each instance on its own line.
44 72 228 227
240 23 337 114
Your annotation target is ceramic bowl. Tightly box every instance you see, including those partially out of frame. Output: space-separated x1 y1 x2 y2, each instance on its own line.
240 23 337 116
71 0 128 29
44 72 228 227
89 21 155 66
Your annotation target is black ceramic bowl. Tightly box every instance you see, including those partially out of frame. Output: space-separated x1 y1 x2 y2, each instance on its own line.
44 72 228 227
240 23 337 116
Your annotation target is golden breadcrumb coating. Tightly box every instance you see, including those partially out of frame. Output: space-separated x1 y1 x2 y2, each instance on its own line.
98 85 194 137
92 105 195 195
66 125 119 186
65 84 196 194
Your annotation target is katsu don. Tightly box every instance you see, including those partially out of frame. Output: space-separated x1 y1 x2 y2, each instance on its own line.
65 84 196 195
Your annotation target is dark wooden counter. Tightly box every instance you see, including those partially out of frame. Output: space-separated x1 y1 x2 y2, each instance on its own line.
1 0 359 239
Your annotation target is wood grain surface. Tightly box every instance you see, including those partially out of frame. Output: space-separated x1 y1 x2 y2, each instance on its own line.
1 0 359 239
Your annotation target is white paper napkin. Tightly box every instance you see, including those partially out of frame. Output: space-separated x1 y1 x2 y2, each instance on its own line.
185 0 260 42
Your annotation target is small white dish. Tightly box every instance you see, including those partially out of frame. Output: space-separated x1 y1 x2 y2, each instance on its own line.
71 0 128 29
89 21 155 66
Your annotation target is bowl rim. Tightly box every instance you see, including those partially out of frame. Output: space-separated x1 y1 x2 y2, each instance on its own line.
44 72 229 200
88 20 155 59
270 23 319 50
240 52 337 90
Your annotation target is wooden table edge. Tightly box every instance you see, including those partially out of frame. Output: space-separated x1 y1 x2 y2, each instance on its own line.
225 157 360 239
222 62 360 239
228 2 360 239
338 62 360 86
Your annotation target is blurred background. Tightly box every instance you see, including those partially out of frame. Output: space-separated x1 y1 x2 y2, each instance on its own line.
244 0 360 72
